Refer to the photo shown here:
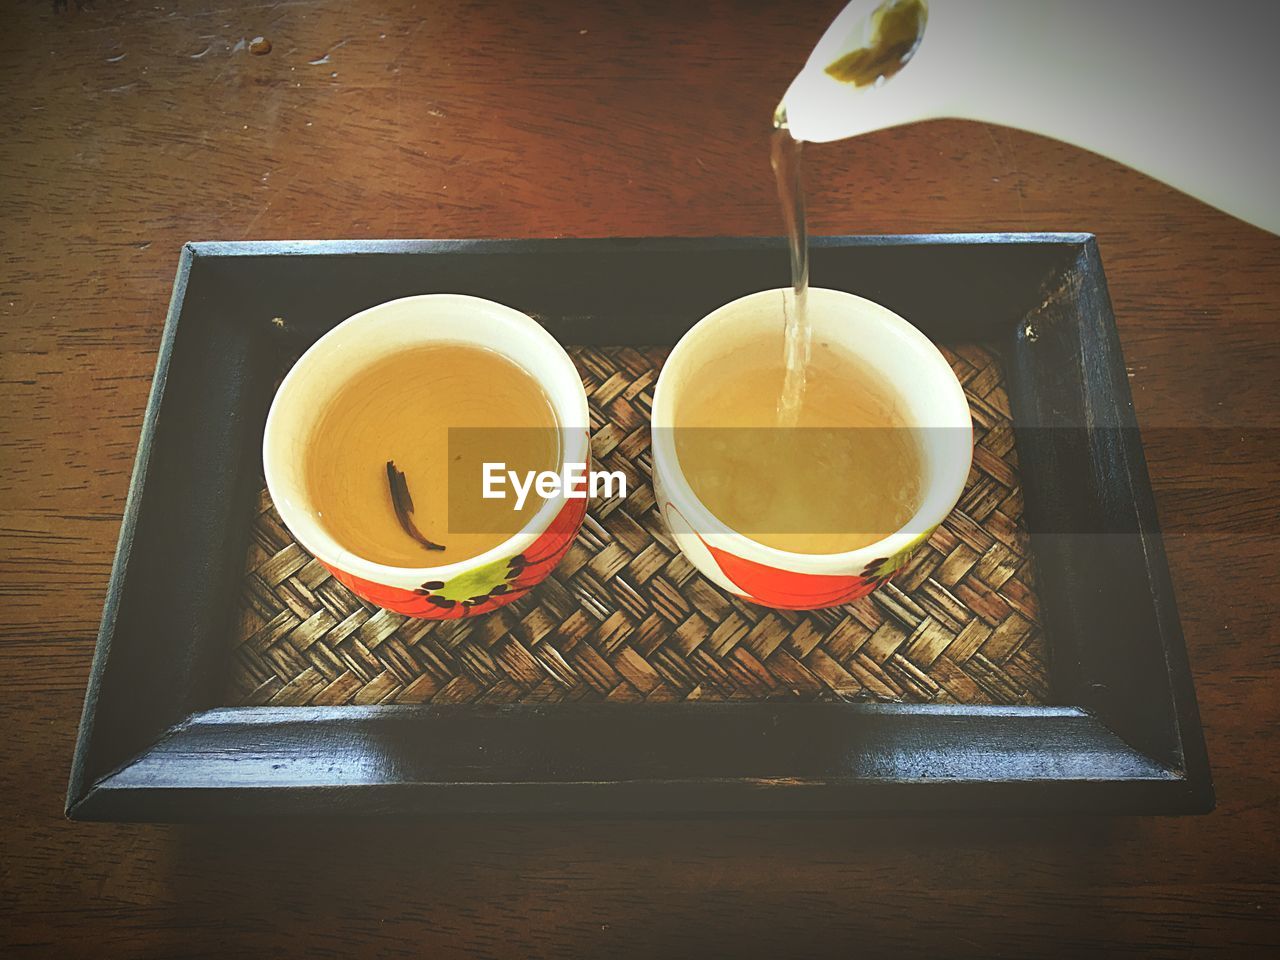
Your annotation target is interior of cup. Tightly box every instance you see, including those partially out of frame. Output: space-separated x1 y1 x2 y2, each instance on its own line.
653 286 972 562
263 294 589 580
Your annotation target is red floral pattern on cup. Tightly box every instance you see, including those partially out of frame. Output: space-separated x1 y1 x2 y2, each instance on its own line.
698 529 929 610
324 494 588 620
701 543 879 609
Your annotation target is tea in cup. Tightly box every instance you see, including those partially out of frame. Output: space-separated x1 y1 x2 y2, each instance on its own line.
263 294 590 619
651 287 971 609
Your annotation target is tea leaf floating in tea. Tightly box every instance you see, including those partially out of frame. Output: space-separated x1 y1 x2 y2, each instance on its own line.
385 460 446 552
308 344 559 567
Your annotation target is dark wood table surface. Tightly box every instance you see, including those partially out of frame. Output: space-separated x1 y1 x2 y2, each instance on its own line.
3 0 1277 955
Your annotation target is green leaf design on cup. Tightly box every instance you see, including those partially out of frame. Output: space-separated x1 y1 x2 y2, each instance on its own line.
862 526 935 582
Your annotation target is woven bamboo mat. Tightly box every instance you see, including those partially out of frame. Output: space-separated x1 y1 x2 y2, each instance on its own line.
226 343 1047 707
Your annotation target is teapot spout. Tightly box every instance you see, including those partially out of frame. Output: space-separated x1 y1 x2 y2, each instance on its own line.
779 0 944 144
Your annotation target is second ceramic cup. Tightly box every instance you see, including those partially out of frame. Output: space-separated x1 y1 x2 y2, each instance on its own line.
263 294 590 619
651 287 973 610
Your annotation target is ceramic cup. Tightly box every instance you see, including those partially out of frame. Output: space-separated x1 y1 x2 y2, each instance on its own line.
263 294 590 619
651 287 972 610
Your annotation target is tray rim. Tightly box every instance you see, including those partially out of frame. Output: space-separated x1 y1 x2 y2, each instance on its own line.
67 233 1213 820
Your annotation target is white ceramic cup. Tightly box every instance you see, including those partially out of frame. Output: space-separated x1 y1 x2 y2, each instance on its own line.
263 294 590 619
651 287 972 609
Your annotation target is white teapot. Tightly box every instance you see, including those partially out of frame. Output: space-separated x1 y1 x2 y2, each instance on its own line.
779 0 1279 233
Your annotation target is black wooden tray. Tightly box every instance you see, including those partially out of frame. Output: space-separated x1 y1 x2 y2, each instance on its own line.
67 235 1213 820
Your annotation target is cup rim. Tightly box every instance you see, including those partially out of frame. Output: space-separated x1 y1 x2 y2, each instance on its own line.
262 293 589 585
651 286 973 573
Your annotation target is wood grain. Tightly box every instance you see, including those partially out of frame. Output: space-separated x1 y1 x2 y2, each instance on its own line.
1 0 1277 955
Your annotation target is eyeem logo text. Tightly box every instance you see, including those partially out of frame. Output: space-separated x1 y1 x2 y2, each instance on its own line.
482 462 626 510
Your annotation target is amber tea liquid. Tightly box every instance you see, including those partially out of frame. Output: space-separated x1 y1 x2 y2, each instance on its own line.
305 344 560 567
675 332 922 554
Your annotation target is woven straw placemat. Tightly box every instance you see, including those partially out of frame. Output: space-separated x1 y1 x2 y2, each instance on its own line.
227 343 1047 706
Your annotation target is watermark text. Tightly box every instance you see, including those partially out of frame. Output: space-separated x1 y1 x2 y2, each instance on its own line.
482 462 626 510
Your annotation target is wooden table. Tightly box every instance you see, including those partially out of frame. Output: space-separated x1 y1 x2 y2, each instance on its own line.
3 1 1277 955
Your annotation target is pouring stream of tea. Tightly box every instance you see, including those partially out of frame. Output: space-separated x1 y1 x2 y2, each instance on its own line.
770 121 809 428
771 0 929 427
